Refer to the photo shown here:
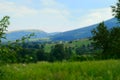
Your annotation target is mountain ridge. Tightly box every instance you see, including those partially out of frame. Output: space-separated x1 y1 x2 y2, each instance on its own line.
51 18 119 41
5 18 119 41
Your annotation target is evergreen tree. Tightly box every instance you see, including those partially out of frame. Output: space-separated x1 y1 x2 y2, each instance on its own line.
91 22 120 58
50 44 66 61
111 0 120 22
36 45 47 61
91 22 110 54
109 27 120 58
0 16 9 43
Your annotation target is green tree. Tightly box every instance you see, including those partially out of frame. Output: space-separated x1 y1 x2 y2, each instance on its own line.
0 16 9 43
91 22 120 59
109 27 120 58
17 48 37 63
50 44 66 61
91 22 110 54
36 44 48 61
0 47 17 64
0 16 18 64
0 16 38 64
110 0 120 58
111 0 120 22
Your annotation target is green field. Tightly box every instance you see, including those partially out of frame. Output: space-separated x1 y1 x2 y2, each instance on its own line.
44 39 91 52
0 60 120 80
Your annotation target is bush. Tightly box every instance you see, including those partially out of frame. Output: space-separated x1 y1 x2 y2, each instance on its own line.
0 47 17 64
69 55 95 61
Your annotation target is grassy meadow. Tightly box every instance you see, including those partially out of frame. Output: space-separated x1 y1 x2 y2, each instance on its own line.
0 60 120 80
44 39 91 53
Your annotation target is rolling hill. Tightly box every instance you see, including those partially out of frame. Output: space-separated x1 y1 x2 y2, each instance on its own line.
5 18 119 41
51 18 119 41
6 30 48 41
5 30 60 41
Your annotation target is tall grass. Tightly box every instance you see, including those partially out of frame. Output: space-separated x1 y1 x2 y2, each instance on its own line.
0 60 120 80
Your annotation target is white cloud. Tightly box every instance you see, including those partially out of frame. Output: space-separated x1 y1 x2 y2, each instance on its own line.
36 8 71 32
76 7 113 28
3 0 71 32
0 0 114 32
0 1 38 18
40 0 57 7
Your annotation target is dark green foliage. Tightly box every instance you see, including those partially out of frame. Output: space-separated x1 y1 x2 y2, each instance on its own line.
70 55 95 61
111 0 120 22
75 44 94 55
91 22 110 53
0 16 9 43
50 44 72 61
109 27 120 58
0 16 16 64
1 0 120 65
50 44 66 61
0 47 17 64
91 21 120 59
76 44 87 55
17 48 37 63
0 15 119 64
65 47 73 59
0 16 39 64
36 44 48 61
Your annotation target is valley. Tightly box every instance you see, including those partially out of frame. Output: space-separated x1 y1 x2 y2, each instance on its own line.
0 0 120 80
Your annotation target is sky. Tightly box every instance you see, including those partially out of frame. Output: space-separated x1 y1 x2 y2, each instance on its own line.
0 0 116 32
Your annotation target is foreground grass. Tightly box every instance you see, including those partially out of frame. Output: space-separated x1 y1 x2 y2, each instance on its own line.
0 60 120 80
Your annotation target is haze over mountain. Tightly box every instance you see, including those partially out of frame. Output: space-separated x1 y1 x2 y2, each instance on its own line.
51 18 119 41
5 18 119 41
6 30 60 41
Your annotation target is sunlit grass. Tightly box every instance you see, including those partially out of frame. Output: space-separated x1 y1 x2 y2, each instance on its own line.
44 39 91 53
0 60 120 80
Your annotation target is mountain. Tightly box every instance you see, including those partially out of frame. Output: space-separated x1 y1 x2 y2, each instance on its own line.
5 30 48 41
48 32 61 36
51 18 119 41
5 30 61 41
5 18 119 41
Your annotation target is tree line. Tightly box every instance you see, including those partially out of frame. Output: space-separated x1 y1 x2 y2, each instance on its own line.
91 0 120 59
0 18 73 63
0 0 120 64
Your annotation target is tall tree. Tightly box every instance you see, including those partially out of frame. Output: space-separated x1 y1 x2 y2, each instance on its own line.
91 23 120 58
0 16 17 64
0 16 10 43
111 0 120 23
109 27 120 58
36 45 47 61
91 22 110 54
50 44 66 61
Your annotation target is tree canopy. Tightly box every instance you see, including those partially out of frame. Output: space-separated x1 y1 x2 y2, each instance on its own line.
112 0 120 23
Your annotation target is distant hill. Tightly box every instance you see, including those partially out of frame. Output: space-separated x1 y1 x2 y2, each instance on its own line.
51 18 120 41
5 30 60 41
4 18 119 41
